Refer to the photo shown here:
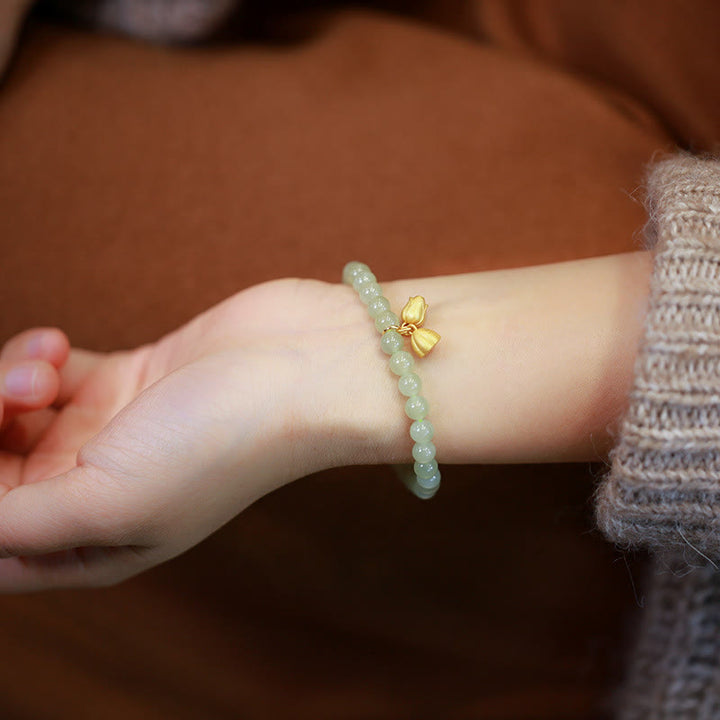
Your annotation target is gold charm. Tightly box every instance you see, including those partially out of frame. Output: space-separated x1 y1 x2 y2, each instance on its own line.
410 327 441 357
401 296 428 326
388 296 441 358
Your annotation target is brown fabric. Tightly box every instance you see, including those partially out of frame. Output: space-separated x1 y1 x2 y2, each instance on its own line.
472 0 720 154
1 9 671 347
0 0 33 78
0 3 689 718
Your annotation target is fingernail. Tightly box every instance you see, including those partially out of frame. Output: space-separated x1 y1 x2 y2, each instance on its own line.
26 332 45 357
4 365 37 397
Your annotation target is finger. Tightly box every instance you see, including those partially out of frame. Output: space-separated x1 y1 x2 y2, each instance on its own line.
54 348 104 408
0 545 154 592
1 328 70 366
0 462 136 558
0 331 102 410
0 407 57 455
0 460 158 590
0 360 60 425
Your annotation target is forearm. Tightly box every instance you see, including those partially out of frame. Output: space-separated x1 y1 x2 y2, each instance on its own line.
309 251 654 470
0 249 655 588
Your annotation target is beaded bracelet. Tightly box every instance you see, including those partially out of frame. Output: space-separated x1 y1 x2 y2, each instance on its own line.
342 261 441 499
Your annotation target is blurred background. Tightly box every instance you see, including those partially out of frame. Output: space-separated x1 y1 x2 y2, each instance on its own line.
2 1 714 717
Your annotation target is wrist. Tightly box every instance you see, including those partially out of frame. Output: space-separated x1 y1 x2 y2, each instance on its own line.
299 251 654 473
381 252 653 465
294 281 408 474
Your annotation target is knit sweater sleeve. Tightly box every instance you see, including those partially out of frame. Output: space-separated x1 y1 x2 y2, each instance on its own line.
595 153 720 561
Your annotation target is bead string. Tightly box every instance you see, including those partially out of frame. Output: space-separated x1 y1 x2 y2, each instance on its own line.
342 261 441 499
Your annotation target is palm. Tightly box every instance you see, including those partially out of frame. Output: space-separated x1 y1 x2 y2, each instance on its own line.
0 278 356 589
0 277 249 492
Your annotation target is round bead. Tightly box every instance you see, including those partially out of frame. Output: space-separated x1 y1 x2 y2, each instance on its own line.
410 419 433 443
389 350 414 376
398 372 421 397
414 460 438 479
415 470 441 490
343 261 441 498
381 329 403 354
412 485 439 500
342 261 369 285
375 311 399 333
367 296 391 319
412 441 436 463
352 270 377 292
359 282 383 304
405 394 429 420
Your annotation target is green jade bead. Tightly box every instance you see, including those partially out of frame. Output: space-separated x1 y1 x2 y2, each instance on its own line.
342 261 369 285
389 350 414 376
352 270 377 292
342 261 441 498
381 329 403 354
416 470 441 490
410 418 433 442
414 459 438 479
398 372 421 397
367 296 391 319
375 311 399 332
412 485 439 500
359 282 383 304
405 394 429 420
412 441 436 463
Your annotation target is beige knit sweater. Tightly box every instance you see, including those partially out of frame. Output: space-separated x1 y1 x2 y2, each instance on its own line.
597 154 720 718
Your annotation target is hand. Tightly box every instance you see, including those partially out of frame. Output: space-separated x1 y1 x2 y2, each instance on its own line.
0 278 395 592
2 253 651 592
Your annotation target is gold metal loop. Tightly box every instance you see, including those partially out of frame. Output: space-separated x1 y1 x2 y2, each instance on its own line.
382 297 440 357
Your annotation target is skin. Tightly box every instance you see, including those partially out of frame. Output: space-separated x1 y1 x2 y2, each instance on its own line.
0 250 654 591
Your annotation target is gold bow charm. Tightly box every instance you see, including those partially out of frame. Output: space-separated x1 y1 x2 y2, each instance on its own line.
390 296 441 358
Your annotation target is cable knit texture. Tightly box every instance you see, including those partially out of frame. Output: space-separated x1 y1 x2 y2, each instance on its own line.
596 154 720 563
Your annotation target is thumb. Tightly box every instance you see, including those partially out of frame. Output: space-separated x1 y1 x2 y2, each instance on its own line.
0 462 130 558
0 462 156 591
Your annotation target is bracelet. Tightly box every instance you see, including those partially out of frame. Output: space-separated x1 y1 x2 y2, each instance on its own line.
342 261 441 499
